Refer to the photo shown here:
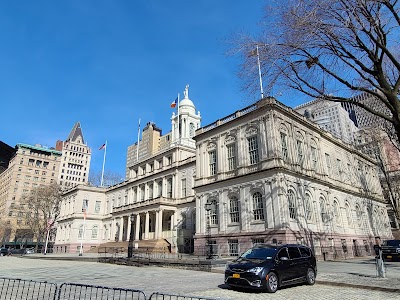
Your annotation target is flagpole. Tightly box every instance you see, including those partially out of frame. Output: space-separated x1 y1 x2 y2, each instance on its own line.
256 45 264 99
136 118 141 161
177 93 180 143
100 141 107 187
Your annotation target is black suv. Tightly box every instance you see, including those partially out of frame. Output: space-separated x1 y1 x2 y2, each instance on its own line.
382 240 400 261
225 244 317 293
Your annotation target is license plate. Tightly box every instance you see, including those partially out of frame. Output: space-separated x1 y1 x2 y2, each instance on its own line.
233 273 240 279
387 256 392 258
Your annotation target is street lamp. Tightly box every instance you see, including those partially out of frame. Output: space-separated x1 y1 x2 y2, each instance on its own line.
127 213 135 259
205 201 213 259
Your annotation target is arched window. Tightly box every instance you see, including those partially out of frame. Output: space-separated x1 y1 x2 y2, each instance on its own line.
345 203 353 225
333 200 341 225
320 197 328 223
304 194 313 222
288 190 296 220
229 196 240 223
91 225 98 239
252 192 264 220
78 225 84 239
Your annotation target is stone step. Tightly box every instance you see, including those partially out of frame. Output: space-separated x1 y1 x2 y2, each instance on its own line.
86 239 170 254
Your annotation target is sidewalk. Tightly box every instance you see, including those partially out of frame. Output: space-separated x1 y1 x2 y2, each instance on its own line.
23 253 400 293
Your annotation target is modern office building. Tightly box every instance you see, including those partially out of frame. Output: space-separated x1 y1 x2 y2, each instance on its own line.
294 98 358 144
194 97 392 259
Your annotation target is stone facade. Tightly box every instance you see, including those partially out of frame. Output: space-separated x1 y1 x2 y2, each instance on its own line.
194 98 392 259
0 143 62 244
56 122 91 189
55 87 200 253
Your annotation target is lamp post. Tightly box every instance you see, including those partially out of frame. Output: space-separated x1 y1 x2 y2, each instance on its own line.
127 213 135 259
205 201 213 259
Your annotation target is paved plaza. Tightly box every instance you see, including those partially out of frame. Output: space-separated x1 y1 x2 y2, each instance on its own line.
1 256 400 299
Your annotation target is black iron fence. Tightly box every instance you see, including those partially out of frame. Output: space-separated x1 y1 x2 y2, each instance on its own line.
0 277 58 300
57 283 146 300
0 278 221 300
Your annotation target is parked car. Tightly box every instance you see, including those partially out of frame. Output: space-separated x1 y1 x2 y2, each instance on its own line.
225 244 317 293
382 240 400 261
25 248 35 254
0 248 8 256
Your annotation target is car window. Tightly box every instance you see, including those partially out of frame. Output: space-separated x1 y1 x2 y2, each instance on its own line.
384 240 400 247
240 247 278 260
277 248 289 259
299 247 311 257
288 247 301 259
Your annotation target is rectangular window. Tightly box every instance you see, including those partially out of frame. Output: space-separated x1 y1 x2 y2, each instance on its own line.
94 201 101 213
209 150 217 175
336 158 341 177
228 239 239 257
227 144 236 171
82 199 88 212
167 156 172 165
248 136 259 164
167 178 173 198
141 185 145 200
148 183 153 199
325 153 331 175
157 181 162 197
311 147 317 169
181 179 187 197
280 133 288 160
296 140 303 165
252 238 264 246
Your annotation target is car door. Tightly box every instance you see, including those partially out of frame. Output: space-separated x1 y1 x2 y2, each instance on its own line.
275 247 291 283
287 246 303 280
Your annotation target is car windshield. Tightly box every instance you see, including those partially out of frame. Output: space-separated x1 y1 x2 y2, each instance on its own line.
384 240 400 247
240 247 278 260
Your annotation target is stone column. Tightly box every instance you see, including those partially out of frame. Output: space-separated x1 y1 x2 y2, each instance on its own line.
135 214 141 240
155 210 160 239
159 209 164 238
119 216 124 241
127 215 132 241
145 211 150 240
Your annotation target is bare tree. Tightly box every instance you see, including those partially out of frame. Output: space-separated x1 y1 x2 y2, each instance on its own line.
235 0 400 141
20 183 62 250
355 128 400 227
88 170 125 187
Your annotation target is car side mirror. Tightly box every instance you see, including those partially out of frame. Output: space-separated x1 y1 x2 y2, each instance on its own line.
280 257 289 261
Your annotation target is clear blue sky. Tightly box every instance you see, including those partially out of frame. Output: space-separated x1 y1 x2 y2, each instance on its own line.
0 1 308 177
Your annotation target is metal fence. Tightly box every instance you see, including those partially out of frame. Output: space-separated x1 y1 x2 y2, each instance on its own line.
57 283 146 300
148 292 220 300
0 278 222 300
0 277 58 300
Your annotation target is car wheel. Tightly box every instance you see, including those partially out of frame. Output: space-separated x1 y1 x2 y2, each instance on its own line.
306 268 316 285
266 272 279 293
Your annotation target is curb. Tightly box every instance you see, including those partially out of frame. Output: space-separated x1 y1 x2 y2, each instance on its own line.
316 280 400 293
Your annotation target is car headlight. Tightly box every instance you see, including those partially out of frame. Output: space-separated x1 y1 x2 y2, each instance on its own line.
247 267 264 274
225 264 231 272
